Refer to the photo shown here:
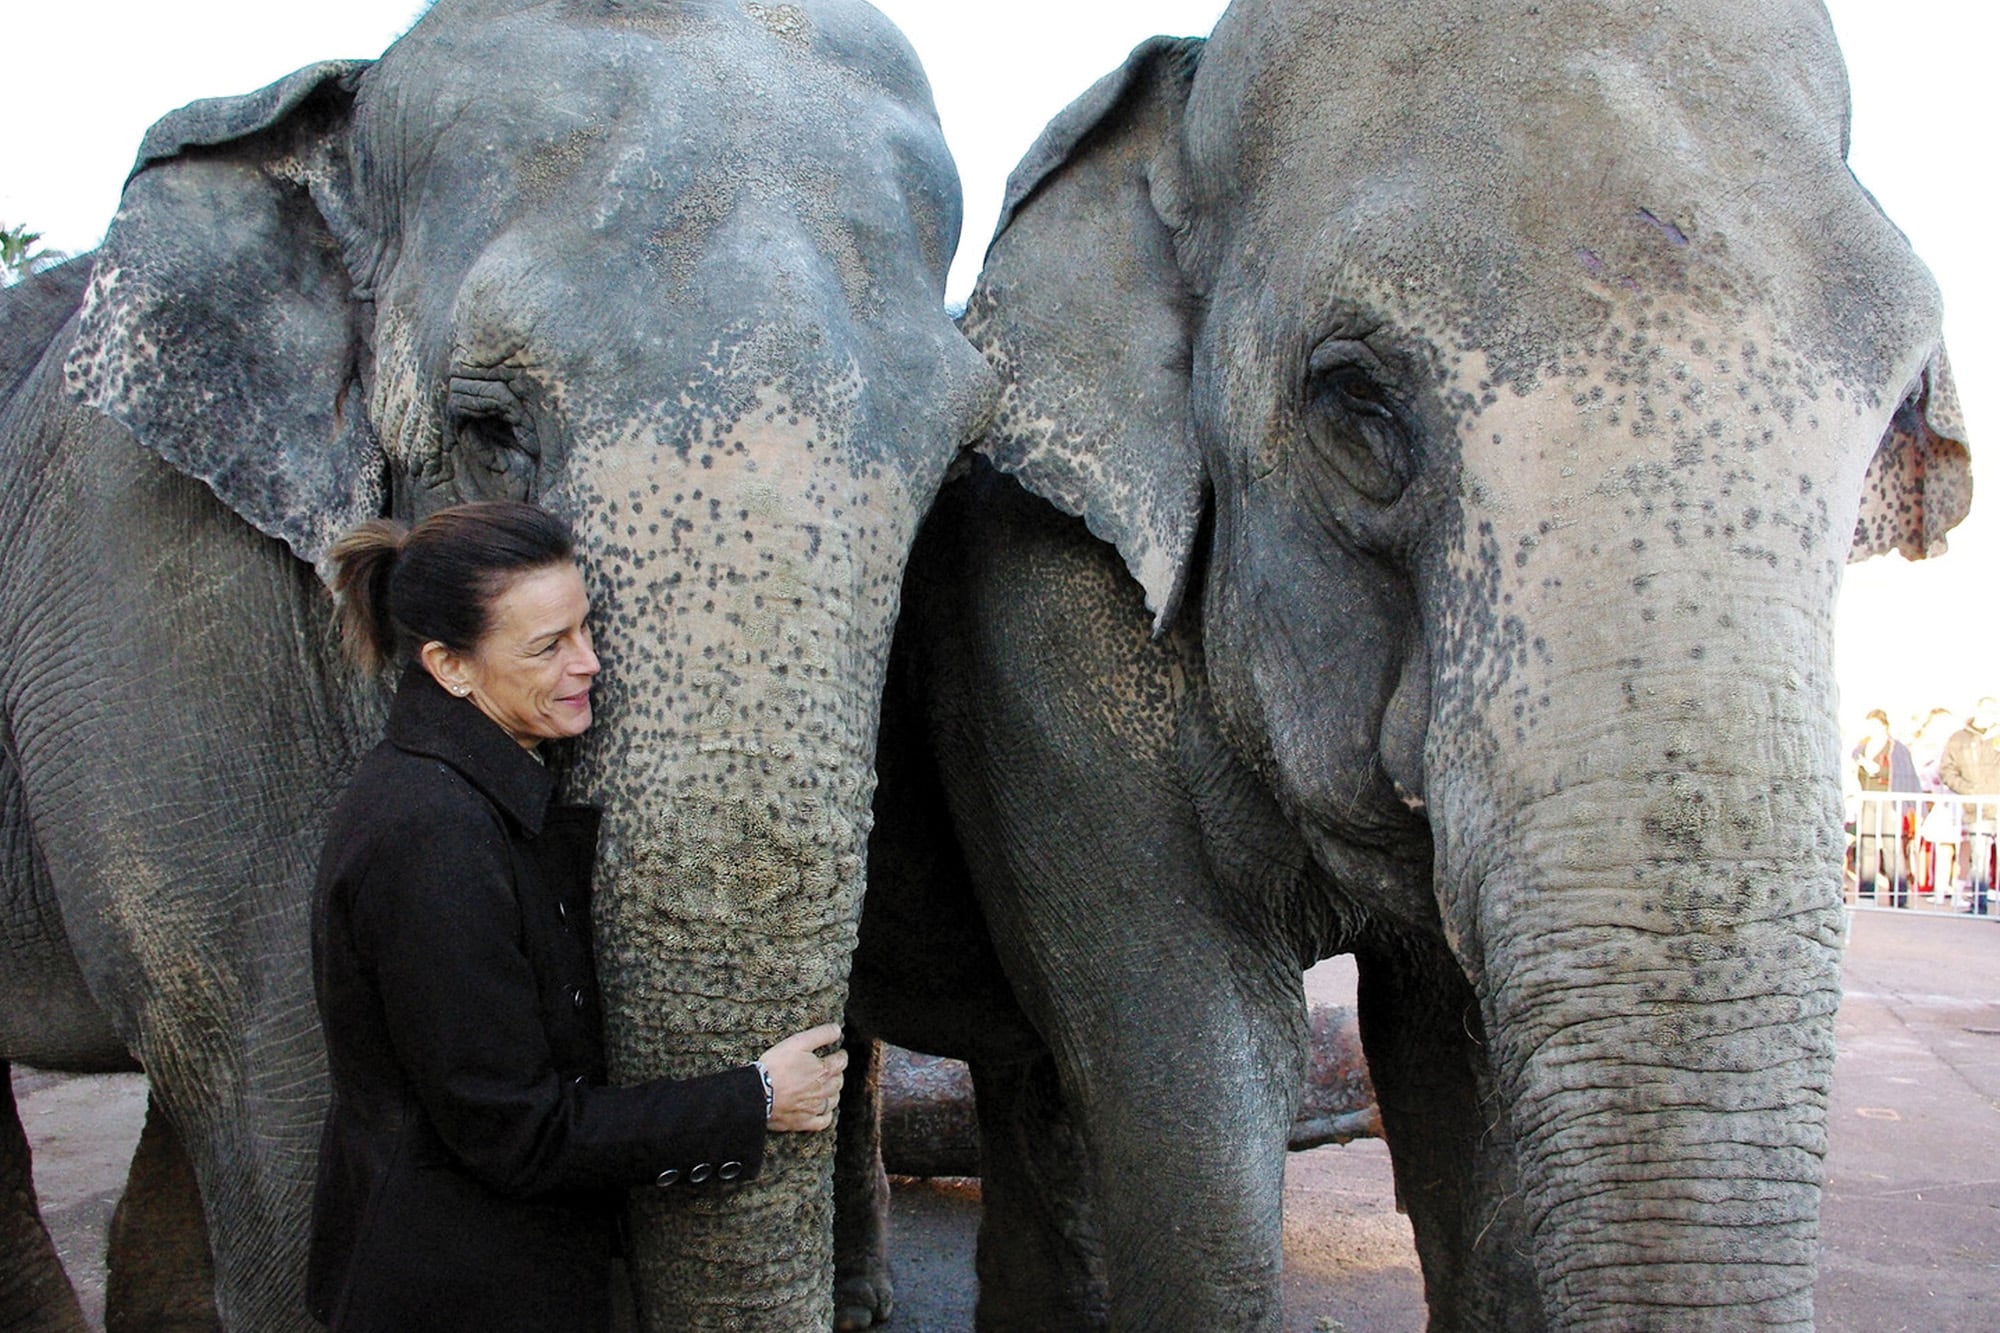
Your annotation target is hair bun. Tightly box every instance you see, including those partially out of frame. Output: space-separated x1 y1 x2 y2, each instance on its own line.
328 519 411 674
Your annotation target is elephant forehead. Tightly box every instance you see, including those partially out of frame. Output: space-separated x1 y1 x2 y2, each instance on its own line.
358 1 958 281
1196 0 1849 174
1189 0 1935 391
376 0 942 123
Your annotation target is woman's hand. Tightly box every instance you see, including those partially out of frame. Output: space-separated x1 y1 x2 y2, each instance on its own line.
759 1023 848 1132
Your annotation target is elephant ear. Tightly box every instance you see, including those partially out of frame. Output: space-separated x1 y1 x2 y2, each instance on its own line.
1849 348 1971 562
64 61 382 578
964 37 1206 633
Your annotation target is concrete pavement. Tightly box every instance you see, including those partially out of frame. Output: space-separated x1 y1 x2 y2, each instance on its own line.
1816 909 2000 1332
14 910 1998 1329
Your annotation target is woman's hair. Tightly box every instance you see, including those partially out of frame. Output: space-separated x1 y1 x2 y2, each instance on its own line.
329 501 576 673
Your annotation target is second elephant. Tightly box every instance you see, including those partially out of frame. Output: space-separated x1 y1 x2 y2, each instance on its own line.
855 1 1971 1329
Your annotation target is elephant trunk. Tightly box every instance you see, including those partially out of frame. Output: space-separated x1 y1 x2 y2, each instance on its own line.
557 427 922 1328
600 763 871 1329
1428 565 1847 1329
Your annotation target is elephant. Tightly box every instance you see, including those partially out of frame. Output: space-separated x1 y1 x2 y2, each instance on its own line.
847 0 1973 1328
0 1 994 1329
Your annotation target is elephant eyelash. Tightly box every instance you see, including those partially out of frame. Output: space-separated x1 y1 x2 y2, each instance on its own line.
1304 338 1401 411
458 412 538 462
1314 367 1397 420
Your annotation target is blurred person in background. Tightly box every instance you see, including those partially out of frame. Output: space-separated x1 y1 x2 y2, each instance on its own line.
1851 708 1920 905
1910 706 1961 792
1909 706 1963 895
1939 697 2000 915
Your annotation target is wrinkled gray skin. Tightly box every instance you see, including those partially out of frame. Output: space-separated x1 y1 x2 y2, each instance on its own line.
0 1 993 1329
853 0 1972 1328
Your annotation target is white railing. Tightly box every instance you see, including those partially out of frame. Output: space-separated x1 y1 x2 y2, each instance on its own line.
1846 791 1998 914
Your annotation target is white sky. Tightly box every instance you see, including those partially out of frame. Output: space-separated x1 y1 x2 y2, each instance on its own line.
1 0 1992 728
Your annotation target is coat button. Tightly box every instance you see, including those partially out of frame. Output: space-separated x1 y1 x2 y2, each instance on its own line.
570 986 586 1010
655 1168 681 1188
571 1073 587 1087
688 1163 713 1185
557 901 569 921
718 1161 743 1181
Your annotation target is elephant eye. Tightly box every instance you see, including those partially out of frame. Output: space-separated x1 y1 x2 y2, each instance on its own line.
1318 367 1391 417
1305 339 1409 504
447 373 541 501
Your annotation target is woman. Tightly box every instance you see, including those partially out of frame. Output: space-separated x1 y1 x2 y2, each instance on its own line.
307 501 845 1330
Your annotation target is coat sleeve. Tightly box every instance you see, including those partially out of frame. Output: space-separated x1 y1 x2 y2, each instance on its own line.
1940 735 1970 794
348 791 767 1198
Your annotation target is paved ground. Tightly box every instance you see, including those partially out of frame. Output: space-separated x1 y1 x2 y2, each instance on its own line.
15 910 1999 1330
1814 909 2000 1332
11 1066 146 1330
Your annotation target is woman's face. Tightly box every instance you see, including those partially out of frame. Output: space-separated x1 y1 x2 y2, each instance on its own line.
431 562 600 748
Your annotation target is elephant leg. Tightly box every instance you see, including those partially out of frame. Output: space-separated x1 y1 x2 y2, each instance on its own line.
906 470 1318 1328
7 455 355 1333
966 1051 1105 1332
959 829 1301 1323
1354 936 1541 1331
0 1061 89 1332
831 1034 892 1332
104 1092 218 1333
0 735 134 1075
1059 957 1303 1331
852 615 1097 1327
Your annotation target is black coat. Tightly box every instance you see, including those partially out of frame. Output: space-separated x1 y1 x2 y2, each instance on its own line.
308 669 766 1331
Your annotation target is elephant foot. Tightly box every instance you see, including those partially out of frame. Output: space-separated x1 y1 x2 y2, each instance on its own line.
833 1271 895 1330
832 1034 897 1330
104 1094 218 1333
